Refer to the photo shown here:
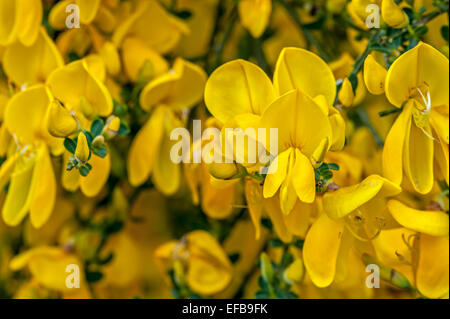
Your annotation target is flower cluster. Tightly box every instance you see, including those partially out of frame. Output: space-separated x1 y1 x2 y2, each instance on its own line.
0 0 448 299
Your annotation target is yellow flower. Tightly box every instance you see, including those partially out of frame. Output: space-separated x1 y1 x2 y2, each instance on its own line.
238 0 272 38
372 226 449 298
381 0 409 28
363 54 387 95
155 230 233 296
46 100 79 138
0 0 43 46
46 58 113 119
2 27 64 86
338 78 355 107
128 58 206 194
113 0 189 55
1 85 64 228
10 246 91 298
383 42 449 194
303 175 401 287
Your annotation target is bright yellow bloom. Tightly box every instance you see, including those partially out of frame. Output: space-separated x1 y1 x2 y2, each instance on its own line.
46 100 79 138
155 230 233 295
363 54 387 95
10 246 91 298
2 27 64 86
383 42 449 194
128 58 206 194
303 175 401 287
1 85 63 228
0 0 43 46
238 0 272 38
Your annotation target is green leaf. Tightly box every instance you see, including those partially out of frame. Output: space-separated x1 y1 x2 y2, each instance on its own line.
93 145 107 158
118 121 130 136
90 119 104 137
269 238 285 247
64 138 77 154
104 221 124 235
328 163 340 171
79 165 91 177
441 26 449 42
85 271 103 283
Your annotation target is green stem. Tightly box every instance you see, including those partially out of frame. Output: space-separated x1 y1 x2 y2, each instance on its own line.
378 107 402 117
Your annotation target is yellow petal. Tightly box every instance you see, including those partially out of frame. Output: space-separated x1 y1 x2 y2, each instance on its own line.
303 213 345 287
10 247 86 292
46 59 113 117
284 200 314 238
263 148 291 198
127 106 165 187
75 132 90 162
152 134 180 196
323 175 400 219
364 54 387 95
76 0 101 24
388 200 449 236
46 99 79 138
372 227 416 285
263 196 292 243
274 47 336 105
416 234 449 299
122 37 169 82
112 0 188 54
2 156 36 226
16 0 43 46
338 78 354 107
385 42 449 108
5 85 52 143
382 0 409 28
62 153 80 192
245 179 263 239
260 89 332 157
3 28 64 86
186 231 232 295
30 145 56 228
204 59 274 124
99 42 121 76
404 118 434 194
0 0 18 45
382 101 413 185
140 58 206 111
291 148 315 203
80 152 110 197
238 0 272 38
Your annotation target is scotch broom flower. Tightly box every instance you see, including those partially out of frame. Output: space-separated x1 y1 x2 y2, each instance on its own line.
128 58 206 194
155 230 233 295
383 42 449 194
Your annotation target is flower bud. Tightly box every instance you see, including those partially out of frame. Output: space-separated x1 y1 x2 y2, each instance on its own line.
104 116 120 139
260 252 274 283
206 162 242 180
382 0 409 28
283 258 305 285
338 78 354 107
75 132 90 162
92 135 105 148
46 100 78 138
364 54 387 95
